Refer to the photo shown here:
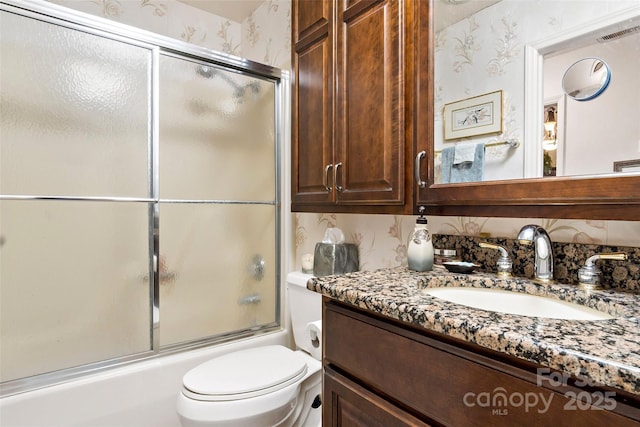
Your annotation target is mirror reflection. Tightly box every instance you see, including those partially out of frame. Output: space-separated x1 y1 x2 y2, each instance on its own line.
542 104 557 176
562 58 611 101
434 0 640 183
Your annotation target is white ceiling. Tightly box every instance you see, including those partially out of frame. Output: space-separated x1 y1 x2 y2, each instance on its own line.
176 0 501 31
434 0 501 32
176 0 263 23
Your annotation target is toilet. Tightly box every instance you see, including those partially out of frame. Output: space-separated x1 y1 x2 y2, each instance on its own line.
176 272 322 427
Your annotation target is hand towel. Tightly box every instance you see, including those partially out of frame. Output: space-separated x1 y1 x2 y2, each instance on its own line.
453 143 476 164
441 143 484 183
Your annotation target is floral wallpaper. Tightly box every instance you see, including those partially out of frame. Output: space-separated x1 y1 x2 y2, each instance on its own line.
49 0 291 68
294 213 640 273
242 0 291 68
44 0 639 274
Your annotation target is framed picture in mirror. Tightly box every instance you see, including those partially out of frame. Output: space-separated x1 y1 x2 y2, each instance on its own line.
443 90 503 140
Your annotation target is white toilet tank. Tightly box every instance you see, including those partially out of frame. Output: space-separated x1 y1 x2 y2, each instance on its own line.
286 272 321 358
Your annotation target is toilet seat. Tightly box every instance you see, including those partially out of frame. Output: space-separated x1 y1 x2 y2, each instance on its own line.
182 345 308 402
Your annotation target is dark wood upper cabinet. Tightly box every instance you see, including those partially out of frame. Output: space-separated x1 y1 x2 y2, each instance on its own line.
292 0 426 214
292 0 334 206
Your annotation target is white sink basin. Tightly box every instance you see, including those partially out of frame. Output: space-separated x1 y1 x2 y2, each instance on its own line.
424 287 613 320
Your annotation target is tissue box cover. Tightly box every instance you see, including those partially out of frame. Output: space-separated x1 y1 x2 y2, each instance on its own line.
313 243 359 276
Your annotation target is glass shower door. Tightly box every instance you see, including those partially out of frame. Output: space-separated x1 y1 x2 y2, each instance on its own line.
0 10 153 383
157 54 278 347
0 2 283 395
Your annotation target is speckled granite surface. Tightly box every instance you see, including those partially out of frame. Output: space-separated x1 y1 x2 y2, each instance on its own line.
433 234 640 290
308 267 640 395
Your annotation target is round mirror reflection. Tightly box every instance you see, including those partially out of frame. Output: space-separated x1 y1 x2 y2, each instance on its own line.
562 57 611 101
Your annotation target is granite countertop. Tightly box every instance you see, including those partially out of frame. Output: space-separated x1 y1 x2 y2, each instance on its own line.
308 266 640 396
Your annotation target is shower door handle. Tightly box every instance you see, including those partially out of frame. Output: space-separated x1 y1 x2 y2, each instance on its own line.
323 164 333 192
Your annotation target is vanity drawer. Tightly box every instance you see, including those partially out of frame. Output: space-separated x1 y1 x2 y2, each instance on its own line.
323 300 639 426
324 367 432 427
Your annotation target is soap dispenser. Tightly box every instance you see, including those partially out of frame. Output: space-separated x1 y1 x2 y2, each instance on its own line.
407 206 434 272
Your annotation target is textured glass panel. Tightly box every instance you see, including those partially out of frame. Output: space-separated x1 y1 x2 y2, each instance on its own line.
159 203 277 347
0 11 150 197
0 200 151 382
159 55 276 201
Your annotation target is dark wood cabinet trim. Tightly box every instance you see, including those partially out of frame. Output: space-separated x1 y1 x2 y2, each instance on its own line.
417 175 640 220
341 0 385 23
295 21 330 52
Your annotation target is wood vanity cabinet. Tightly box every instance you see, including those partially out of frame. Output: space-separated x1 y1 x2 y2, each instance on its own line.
291 0 430 214
323 299 640 426
324 368 433 426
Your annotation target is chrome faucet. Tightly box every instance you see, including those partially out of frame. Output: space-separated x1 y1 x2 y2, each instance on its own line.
517 225 553 282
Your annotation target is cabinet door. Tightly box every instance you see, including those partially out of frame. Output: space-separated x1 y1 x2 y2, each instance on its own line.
324 367 433 427
292 0 335 206
412 0 432 210
334 0 404 205
407 0 434 213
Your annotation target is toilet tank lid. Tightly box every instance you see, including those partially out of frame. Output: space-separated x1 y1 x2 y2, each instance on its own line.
182 345 307 400
287 271 314 288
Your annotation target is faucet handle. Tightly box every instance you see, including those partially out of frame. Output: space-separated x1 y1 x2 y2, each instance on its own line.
586 252 627 264
479 242 512 277
578 252 628 290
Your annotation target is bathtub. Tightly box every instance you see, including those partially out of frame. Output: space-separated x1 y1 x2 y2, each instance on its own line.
0 331 289 427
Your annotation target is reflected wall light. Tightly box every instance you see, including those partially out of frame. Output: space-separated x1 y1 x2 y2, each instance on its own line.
543 107 557 151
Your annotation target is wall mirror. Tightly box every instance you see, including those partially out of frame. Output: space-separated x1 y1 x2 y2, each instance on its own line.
432 0 640 182
419 0 640 220
562 58 611 101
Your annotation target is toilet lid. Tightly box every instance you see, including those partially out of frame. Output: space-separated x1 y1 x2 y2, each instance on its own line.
182 345 308 401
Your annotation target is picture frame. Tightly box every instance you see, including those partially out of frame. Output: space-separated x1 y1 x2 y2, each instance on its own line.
443 90 503 140
613 159 640 173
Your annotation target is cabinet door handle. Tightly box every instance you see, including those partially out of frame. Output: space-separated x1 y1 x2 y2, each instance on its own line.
334 162 343 192
324 163 333 192
415 151 427 189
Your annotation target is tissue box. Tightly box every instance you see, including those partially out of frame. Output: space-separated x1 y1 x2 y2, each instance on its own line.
313 243 359 276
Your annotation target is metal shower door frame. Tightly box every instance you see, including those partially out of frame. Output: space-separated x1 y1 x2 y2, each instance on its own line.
0 0 286 397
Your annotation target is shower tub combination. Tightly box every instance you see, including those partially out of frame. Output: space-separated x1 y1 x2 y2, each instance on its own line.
0 333 289 426
0 0 289 424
